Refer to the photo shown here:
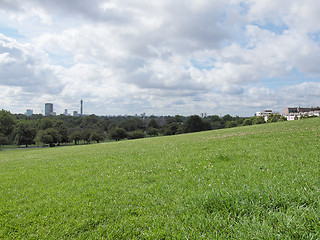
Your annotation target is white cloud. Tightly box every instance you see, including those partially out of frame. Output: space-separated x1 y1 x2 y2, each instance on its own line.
0 0 319 116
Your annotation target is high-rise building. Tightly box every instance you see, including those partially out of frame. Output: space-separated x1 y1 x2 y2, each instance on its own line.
45 103 53 116
26 109 33 117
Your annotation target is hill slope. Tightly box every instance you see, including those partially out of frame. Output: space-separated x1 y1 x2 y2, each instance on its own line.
1 118 320 239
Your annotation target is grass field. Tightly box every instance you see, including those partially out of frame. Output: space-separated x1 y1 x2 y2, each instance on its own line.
1 118 320 239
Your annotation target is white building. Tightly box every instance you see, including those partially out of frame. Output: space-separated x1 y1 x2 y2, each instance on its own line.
255 110 273 121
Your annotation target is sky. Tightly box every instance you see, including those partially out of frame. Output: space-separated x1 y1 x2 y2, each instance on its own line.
0 0 320 116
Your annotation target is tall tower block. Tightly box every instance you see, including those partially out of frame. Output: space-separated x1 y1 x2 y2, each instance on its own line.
45 103 53 116
80 99 83 115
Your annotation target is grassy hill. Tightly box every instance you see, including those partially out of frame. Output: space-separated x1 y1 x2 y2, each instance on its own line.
1 118 319 239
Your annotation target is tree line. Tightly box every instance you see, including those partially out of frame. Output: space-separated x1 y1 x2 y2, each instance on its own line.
0 109 287 148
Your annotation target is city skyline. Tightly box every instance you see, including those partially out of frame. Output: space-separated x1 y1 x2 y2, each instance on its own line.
1 1 320 116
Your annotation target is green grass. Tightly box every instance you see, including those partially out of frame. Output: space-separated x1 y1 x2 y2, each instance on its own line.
1 118 320 239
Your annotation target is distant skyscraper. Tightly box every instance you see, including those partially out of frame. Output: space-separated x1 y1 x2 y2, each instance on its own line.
26 109 33 117
64 109 68 115
45 103 53 116
73 111 78 116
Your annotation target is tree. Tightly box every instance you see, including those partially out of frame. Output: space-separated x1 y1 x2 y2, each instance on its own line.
127 130 145 139
210 115 221 122
209 115 223 130
39 118 54 130
222 114 233 123
81 129 93 144
267 114 287 123
14 122 37 147
146 127 159 136
162 122 179 135
252 116 265 124
54 121 68 143
37 128 62 147
89 132 105 143
225 121 237 128
185 115 206 133
173 115 184 124
147 118 159 129
242 118 253 126
69 130 82 145
0 133 9 147
0 109 16 138
109 127 127 141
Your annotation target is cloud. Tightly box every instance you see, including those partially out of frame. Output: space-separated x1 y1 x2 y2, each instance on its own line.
0 34 62 91
0 34 65 112
0 0 320 116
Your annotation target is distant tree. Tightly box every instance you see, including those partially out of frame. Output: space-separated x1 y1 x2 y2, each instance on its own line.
222 114 233 123
235 116 245 126
242 118 253 126
127 130 145 139
147 118 159 129
81 114 99 127
120 117 144 131
54 121 68 143
37 128 62 147
208 115 223 130
210 122 223 130
166 115 185 125
69 130 82 145
0 110 16 138
39 118 54 130
185 115 206 133
176 124 186 134
252 116 265 124
14 122 37 147
109 127 127 141
225 121 237 128
0 133 9 147
267 114 287 123
82 129 93 144
13 113 27 120
89 132 105 143
300 114 315 119
173 115 184 124
162 122 179 135
203 119 212 131
280 116 287 121
210 115 221 122
146 127 159 136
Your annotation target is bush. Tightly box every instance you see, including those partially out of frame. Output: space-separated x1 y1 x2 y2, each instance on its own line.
127 130 145 139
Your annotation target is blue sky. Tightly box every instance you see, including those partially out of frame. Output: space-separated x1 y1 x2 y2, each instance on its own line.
0 0 320 116
0 27 25 39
